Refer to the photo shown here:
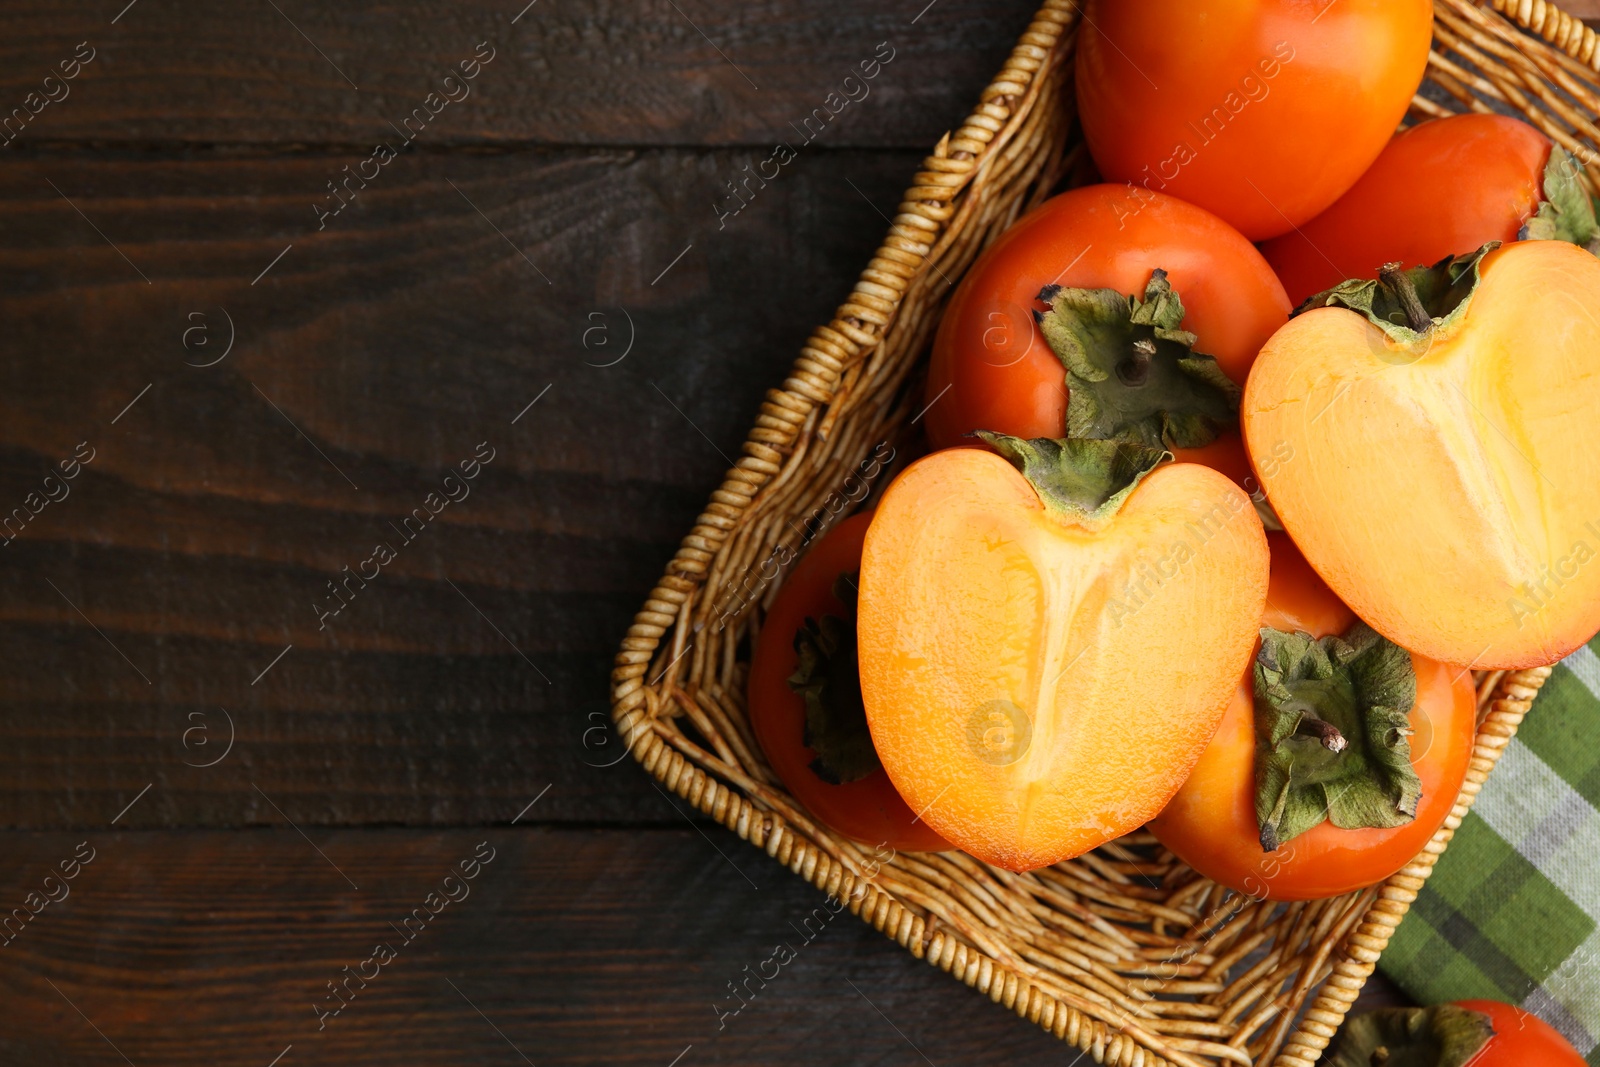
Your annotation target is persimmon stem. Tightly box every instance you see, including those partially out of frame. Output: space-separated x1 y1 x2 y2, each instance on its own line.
1118 338 1156 386
1379 261 1432 333
1297 716 1348 753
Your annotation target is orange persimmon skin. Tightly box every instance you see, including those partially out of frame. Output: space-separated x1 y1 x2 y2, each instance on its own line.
1456 1001 1588 1066
1263 114 1551 305
1149 534 1477 901
857 449 1268 872
1243 241 1600 669
923 184 1290 474
748 512 952 853
1175 434 1253 492
1076 0 1434 241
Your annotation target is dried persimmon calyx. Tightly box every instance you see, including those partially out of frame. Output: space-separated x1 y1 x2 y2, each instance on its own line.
971 431 1167 530
1329 1005 1496 1067
1252 622 1421 852
1293 243 1495 341
1521 145 1600 254
1035 269 1241 450
787 572 879 784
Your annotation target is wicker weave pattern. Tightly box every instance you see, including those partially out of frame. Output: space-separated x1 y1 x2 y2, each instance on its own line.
1489 0 1600 68
610 3 1596 1064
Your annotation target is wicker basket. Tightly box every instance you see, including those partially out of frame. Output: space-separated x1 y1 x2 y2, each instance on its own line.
610 3 1599 1064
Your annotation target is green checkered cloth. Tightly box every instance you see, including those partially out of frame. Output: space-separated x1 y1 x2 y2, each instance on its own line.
1381 635 1600 1064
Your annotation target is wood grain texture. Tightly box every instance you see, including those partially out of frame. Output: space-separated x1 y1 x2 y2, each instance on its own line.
0 828 1079 1065
0 146 926 829
0 0 1039 149
0 0 1427 1055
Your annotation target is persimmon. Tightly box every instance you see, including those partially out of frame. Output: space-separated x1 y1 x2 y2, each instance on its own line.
1330 1002 1587 1067
747 512 951 853
924 184 1289 486
1452 1002 1588 1066
1262 114 1600 304
1149 534 1477 900
1076 0 1434 240
857 436 1268 871
1244 241 1600 668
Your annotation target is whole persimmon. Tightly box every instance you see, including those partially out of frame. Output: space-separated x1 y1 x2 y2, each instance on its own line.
1149 534 1477 901
748 511 951 853
924 184 1289 487
1076 0 1434 241
1452 1002 1588 1066
857 436 1268 872
1243 241 1600 669
1330 1002 1587 1067
1262 114 1595 304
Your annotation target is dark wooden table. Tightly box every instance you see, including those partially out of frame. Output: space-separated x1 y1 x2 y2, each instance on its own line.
14 1 1596 1062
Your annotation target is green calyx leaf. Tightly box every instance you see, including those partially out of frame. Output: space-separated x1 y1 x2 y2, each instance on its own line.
1521 145 1600 254
1036 270 1242 450
974 432 1168 530
1294 244 1496 345
787 572 880 785
1328 1005 1496 1067
1252 621 1422 852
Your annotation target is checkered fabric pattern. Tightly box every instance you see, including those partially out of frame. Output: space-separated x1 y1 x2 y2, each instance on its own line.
1381 636 1600 1064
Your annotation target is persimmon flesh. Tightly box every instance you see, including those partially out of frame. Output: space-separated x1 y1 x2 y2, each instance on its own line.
1244 241 1600 668
858 439 1268 871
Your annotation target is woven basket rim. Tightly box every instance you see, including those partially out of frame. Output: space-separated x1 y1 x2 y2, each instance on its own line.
610 2 1593 1063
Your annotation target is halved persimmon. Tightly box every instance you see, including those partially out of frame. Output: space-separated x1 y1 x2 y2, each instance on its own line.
1244 241 1600 668
857 436 1268 871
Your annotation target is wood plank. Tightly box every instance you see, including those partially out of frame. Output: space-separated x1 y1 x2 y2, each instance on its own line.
0 0 1038 149
0 828 1078 1065
0 145 927 829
